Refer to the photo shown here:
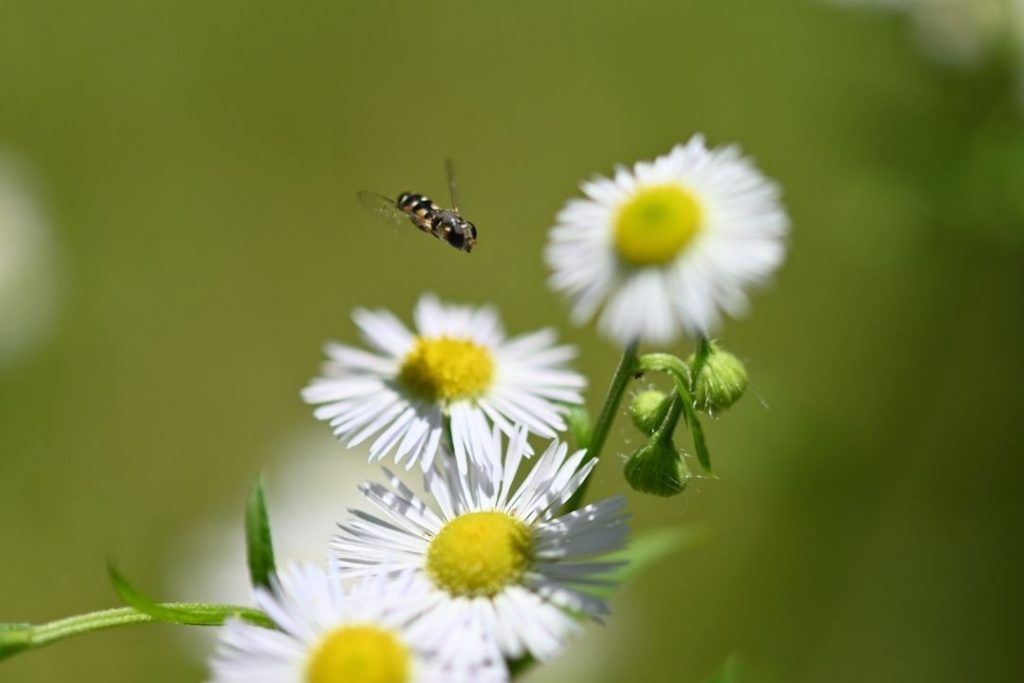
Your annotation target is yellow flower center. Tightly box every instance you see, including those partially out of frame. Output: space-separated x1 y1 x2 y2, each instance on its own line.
426 511 533 598
614 184 703 266
398 336 495 402
306 625 410 683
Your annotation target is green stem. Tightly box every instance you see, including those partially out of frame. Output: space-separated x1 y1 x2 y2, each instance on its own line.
1 603 267 662
653 392 685 445
566 341 640 511
442 415 455 454
635 353 689 384
690 336 712 390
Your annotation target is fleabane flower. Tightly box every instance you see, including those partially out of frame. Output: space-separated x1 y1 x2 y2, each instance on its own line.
828 0 1024 67
208 563 506 683
333 428 629 661
546 135 789 345
302 294 585 474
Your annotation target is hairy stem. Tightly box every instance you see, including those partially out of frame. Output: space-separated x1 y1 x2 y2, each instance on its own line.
566 341 640 511
1 603 267 662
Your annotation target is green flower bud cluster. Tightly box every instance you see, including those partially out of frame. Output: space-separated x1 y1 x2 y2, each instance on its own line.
623 340 749 497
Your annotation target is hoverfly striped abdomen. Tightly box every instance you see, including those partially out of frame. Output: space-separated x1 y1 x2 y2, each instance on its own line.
397 192 440 232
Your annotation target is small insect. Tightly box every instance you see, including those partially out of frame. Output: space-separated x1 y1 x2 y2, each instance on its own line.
357 159 478 253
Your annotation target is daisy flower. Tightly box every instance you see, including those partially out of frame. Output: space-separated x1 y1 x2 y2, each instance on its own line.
208 562 506 683
0 155 61 368
828 0 1024 67
302 294 585 474
545 134 789 346
332 427 629 661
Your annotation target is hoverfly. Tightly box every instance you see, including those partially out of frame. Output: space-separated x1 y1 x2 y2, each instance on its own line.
357 159 478 253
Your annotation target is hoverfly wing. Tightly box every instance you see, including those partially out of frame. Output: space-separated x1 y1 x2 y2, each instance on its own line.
356 191 411 230
445 158 461 214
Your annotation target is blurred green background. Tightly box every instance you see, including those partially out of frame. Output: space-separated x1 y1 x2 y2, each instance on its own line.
2 1 1023 681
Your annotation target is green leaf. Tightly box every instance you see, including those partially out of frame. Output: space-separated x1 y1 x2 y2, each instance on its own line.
246 473 276 591
109 565 239 626
706 654 743 683
0 623 32 661
508 654 536 678
564 403 594 450
679 397 713 474
584 525 706 600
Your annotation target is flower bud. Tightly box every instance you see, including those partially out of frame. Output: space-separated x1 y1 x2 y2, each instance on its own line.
689 344 748 414
628 389 672 435
623 437 689 497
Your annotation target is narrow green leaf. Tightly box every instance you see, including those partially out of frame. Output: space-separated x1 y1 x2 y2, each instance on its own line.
0 624 32 661
246 473 276 590
680 397 712 474
706 654 743 683
109 565 227 626
583 525 706 600
508 654 536 678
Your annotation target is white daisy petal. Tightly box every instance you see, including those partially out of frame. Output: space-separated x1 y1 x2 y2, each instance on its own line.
352 307 415 357
368 406 419 459
323 342 398 375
